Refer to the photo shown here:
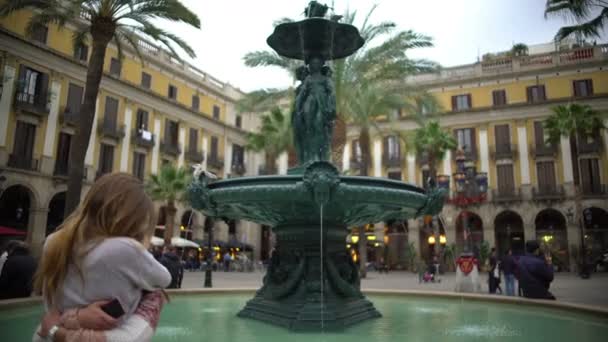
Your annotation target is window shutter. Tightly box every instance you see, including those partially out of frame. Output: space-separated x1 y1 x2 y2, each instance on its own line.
466 94 472 109
539 85 546 100
526 87 532 103
451 96 457 111
587 79 594 96
573 80 579 97
37 72 49 107
164 119 171 143
534 122 544 147
470 127 477 156
579 159 591 193
383 136 389 159
590 158 600 190
17 65 27 92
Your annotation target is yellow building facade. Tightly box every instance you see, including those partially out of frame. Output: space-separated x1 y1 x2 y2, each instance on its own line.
0 10 267 257
346 44 608 270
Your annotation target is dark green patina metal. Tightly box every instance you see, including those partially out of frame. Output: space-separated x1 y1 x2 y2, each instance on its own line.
187 1 446 331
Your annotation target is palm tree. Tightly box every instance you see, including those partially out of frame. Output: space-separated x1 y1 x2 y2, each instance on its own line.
246 107 293 174
544 103 606 271
409 120 458 185
0 0 200 217
511 43 529 56
545 0 608 41
146 164 191 246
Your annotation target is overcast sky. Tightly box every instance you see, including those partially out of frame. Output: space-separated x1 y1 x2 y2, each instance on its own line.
160 0 606 93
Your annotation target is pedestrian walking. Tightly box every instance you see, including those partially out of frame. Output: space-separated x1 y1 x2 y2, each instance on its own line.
160 246 184 289
224 252 232 272
0 241 37 300
488 248 501 294
517 240 555 300
502 248 517 296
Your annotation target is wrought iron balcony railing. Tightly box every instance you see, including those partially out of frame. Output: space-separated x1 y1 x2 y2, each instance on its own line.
530 144 558 158
231 163 246 175
491 188 522 203
185 148 204 163
582 184 608 198
160 140 181 156
578 139 603 154
97 120 125 140
383 154 402 168
532 185 565 200
60 107 79 126
490 144 518 160
207 154 224 170
14 91 49 116
7 154 39 171
131 129 155 149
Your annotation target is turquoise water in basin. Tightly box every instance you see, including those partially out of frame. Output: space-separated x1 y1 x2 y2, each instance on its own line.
1 295 607 341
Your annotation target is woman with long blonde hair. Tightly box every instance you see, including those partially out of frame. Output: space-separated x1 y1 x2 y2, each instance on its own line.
34 173 171 341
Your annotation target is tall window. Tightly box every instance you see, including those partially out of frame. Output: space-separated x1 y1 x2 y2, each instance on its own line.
54 133 71 175
494 124 511 153
109 58 121 77
11 121 36 169
580 158 601 194
103 97 119 129
213 105 220 120
455 128 476 155
536 161 556 192
573 79 593 97
30 23 48 44
98 144 115 175
385 135 400 159
65 83 84 114
136 109 149 131
451 94 471 111
492 89 507 106
164 119 179 146
210 136 218 158
496 164 515 194
16 66 49 107
168 85 178 100
188 128 198 152
235 115 242 128
132 152 146 181
232 144 244 166
141 72 151 89
73 43 88 62
534 121 548 148
526 85 546 103
192 95 200 111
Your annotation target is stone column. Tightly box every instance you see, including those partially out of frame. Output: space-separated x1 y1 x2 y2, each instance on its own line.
223 138 232 176
151 118 161 174
407 219 420 256
41 80 62 174
202 136 208 171
119 106 133 172
278 152 288 175
178 127 186 168
373 138 382 177
27 208 49 257
517 123 532 199
84 99 101 180
479 127 490 186
560 136 575 197
442 150 452 177
0 65 16 165
567 222 581 272
407 153 416 185
342 141 351 171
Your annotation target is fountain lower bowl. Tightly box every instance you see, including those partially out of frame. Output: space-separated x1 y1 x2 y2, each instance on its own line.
2 290 607 341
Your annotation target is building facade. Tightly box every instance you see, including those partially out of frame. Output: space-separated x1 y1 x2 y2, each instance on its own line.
0 10 269 258
346 44 608 270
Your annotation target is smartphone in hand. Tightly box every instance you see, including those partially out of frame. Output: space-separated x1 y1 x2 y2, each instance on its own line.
100 299 125 319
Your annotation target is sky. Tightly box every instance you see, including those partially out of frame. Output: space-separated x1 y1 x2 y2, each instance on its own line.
159 0 606 93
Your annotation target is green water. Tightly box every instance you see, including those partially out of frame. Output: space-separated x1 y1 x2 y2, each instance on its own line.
1 295 607 341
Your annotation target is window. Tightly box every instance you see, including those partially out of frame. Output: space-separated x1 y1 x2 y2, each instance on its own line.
30 23 48 44
10 121 36 169
141 72 151 89
526 85 546 103
210 136 218 158
54 133 71 176
133 152 146 181
213 105 220 120
451 94 471 111
232 144 244 166
351 139 362 161
534 121 547 148
168 85 178 100
192 95 200 110
494 124 511 153
16 65 49 107
536 161 556 192
164 119 179 146
188 128 198 152
109 58 121 77
496 164 515 194
136 109 149 131
492 89 507 106
455 128 476 155
98 144 114 175
388 171 402 180
385 135 400 159
579 158 601 194
73 43 88 62
235 115 242 128
65 83 84 114
103 97 119 130
573 79 593 97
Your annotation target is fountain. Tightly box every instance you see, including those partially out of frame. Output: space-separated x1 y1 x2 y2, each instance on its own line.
187 1 445 331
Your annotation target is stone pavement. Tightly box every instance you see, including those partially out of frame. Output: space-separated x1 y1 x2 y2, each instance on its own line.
181 270 608 308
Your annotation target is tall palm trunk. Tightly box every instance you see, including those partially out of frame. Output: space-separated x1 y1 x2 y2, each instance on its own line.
359 127 371 176
164 201 177 247
427 154 439 258
265 153 277 174
64 19 116 216
571 132 585 273
331 115 346 171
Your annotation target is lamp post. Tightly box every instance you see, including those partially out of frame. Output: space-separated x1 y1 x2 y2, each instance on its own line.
204 217 214 288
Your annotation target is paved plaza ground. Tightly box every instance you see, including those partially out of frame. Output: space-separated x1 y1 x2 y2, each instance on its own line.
181 270 608 308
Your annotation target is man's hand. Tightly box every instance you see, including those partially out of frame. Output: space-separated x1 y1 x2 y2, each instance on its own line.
38 310 61 337
77 301 118 330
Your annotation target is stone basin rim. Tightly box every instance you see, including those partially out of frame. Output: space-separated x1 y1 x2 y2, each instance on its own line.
2 289 607 318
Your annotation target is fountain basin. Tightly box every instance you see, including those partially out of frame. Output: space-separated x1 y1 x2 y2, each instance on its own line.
2 290 607 341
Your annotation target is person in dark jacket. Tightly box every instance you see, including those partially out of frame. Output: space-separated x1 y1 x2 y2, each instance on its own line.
160 247 184 289
501 248 517 296
0 241 37 300
517 240 555 300
488 248 501 294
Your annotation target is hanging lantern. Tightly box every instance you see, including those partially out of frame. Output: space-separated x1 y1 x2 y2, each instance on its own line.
384 235 389 244
476 172 488 193
428 235 436 245
439 234 447 245
437 175 450 190
454 172 466 192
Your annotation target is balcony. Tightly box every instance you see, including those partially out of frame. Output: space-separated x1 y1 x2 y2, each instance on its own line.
452 149 477 162
578 138 603 154
530 144 558 158
60 107 79 126
185 148 204 163
533 185 565 201
7 154 39 171
207 154 224 170
383 155 402 168
131 129 155 149
97 120 125 140
582 184 608 199
490 144 517 160
491 188 521 203
258 165 273 175
231 163 246 175
54 161 69 176
160 140 181 157
14 91 49 117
